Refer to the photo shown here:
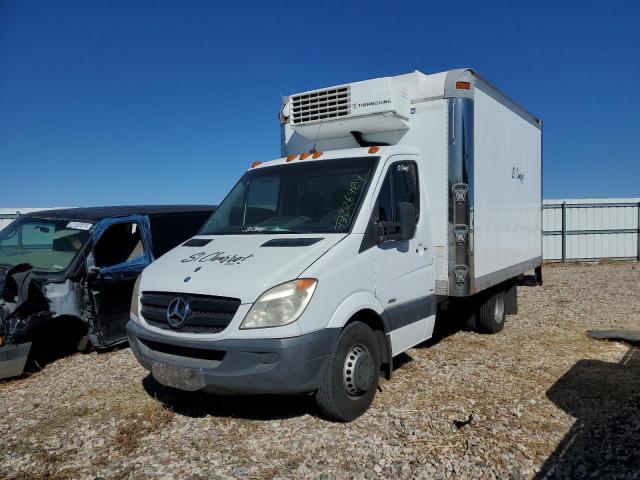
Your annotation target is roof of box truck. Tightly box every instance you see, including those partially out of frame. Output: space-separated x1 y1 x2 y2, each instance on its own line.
287 68 540 129
22 205 216 222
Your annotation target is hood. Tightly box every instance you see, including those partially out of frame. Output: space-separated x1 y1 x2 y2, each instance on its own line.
140 234 346 303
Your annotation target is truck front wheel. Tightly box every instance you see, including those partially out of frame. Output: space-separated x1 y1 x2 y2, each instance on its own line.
477 291 506 334
315 321 380 422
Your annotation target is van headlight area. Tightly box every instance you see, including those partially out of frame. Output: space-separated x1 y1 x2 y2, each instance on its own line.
241 279 317 329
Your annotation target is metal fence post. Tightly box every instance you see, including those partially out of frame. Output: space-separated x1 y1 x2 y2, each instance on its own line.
561 202 567 262
637 202 640 262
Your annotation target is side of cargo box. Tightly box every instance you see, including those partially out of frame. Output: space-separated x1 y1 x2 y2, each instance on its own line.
443 71 542 297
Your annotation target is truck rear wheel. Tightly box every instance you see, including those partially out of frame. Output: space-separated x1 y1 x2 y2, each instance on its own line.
315 321 380 422
477 291 506 334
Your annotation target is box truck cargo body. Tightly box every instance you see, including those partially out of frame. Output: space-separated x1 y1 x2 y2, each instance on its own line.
282 69 542 296
127 69 542 421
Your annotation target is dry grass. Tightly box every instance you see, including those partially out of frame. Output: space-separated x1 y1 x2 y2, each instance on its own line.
113 401 174 455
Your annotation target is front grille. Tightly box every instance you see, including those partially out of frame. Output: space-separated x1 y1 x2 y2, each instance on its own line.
140 291 241 333
291 86 350 124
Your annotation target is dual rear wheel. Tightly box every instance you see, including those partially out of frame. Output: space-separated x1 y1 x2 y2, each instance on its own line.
476 290 507 333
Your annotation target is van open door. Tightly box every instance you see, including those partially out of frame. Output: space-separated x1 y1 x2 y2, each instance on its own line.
86 216 153 347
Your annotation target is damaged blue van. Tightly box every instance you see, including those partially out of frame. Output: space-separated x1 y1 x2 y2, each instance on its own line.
0 205 215 379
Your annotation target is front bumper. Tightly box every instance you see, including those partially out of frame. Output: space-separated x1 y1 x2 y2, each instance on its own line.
0 342 32 380
126 321 338 395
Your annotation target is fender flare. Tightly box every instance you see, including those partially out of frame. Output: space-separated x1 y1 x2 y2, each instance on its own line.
326 291 394 379
326 291 385 330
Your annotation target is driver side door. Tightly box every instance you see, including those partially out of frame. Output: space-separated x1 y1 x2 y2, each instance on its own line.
86 216 153 347
372 158 435 354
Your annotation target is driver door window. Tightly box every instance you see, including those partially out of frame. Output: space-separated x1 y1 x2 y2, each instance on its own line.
93 222 145 268
375 161 419 224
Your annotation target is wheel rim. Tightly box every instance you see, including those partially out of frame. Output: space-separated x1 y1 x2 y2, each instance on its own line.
343 343 374 397
494 295 505 323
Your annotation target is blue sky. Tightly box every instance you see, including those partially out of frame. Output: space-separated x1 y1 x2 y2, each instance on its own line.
1 0 638 206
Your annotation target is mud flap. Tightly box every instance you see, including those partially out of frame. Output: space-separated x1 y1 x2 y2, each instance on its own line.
0 342 32 380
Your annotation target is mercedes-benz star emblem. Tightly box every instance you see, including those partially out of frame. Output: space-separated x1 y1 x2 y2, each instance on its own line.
166 298 188 329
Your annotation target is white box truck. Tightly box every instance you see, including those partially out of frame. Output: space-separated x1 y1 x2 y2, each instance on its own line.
127 69 542 421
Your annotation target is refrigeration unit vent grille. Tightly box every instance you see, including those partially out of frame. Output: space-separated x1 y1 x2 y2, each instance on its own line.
291 86 351 124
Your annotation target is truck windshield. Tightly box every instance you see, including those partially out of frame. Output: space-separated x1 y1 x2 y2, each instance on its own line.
201 157 377 235
0 217 92 273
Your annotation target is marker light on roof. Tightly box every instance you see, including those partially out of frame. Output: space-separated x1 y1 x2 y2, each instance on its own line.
251 161 262 168
312 151 323 159
456 81 471 90
368 146 379 154
299 153 310 160
286 154 298 162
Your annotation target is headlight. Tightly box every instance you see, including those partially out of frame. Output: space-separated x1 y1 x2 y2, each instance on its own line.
130 275 142 320
241 279 317 329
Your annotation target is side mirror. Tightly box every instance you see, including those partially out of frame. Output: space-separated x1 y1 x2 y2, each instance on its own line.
397 202 416 240
376 202 417 243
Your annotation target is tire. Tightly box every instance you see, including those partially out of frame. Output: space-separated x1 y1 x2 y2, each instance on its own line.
477 291 506 334
315 321 381 422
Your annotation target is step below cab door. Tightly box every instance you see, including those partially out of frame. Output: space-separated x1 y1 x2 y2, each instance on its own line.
371 157 436 355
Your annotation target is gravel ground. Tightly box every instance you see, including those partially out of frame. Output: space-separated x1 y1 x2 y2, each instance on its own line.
1 262 639 479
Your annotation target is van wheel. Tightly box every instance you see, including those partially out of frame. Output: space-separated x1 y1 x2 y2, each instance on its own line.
477 291 506 334
315 321 380 422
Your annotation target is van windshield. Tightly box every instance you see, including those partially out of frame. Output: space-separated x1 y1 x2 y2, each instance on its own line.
201 157 377 235
0 217 92 273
